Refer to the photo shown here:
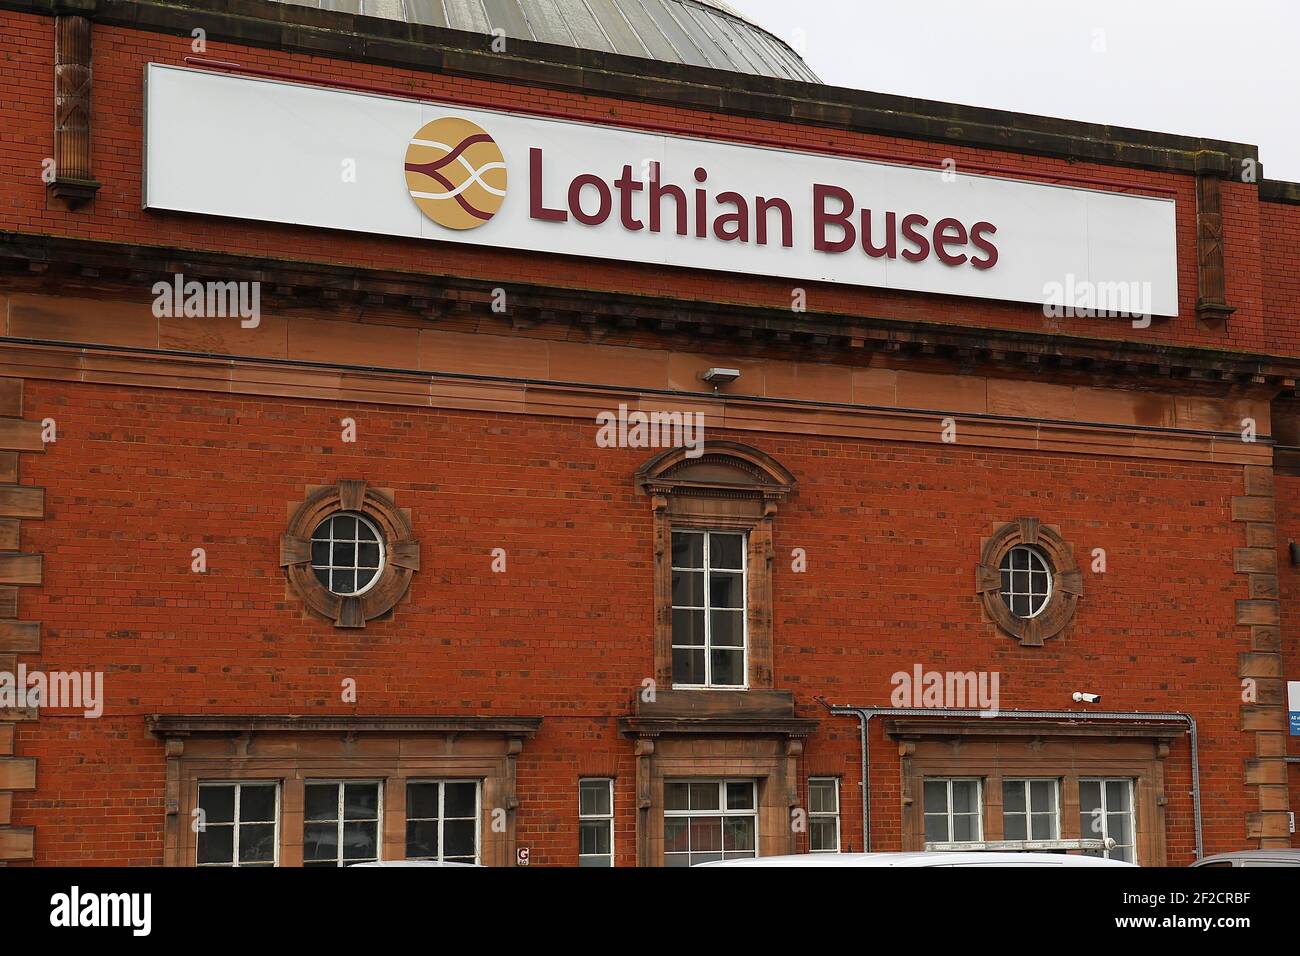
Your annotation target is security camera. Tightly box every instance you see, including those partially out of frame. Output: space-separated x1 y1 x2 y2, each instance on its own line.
1072 692 1101 704
701 367 741 386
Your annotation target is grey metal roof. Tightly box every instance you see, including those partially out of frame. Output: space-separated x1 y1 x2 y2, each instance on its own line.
270 0 820 82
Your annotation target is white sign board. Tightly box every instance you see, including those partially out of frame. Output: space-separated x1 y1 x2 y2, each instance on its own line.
144 64 1179 315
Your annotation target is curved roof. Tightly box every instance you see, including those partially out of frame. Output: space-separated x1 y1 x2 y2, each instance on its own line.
268 0 820 82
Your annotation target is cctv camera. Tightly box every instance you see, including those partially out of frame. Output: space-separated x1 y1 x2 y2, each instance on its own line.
1072 692 1101 704
701 367 741 385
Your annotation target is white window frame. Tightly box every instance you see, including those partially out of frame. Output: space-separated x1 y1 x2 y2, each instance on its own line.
1079 777 1137 863
1001 778 1060 842
663 778 759 866
923 777 984 847
195 780 281 867
807 777 841 853
999 544 1053 619
302 779 384 867
578 777 615 867
310 510 386 597
405 779 482 864
670 529 749 690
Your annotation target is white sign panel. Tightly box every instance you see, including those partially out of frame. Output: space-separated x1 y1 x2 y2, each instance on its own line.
1290 680 1300 736
144 64 1178 315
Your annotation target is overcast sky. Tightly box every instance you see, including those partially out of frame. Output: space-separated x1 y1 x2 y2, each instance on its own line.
729 0 1299 182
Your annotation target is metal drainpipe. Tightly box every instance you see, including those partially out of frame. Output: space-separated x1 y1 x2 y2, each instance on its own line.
823 704 1202 860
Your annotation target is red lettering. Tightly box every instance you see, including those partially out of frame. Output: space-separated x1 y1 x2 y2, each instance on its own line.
933 217 969 266
528 148 567 223
814 184 856 253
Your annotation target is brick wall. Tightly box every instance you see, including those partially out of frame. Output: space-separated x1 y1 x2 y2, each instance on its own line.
9 378 1257 863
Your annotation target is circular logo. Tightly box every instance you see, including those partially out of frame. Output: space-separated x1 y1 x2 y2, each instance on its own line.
404 117 508 230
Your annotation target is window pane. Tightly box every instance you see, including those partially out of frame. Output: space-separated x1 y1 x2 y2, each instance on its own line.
406 820 438 858
303 822 337 862
357 521 378 542
1106 780 1130 811
671 532 704 568
952 814 979 842
311 541 330 566
672 608 706 646
332 516 356 539
1004 814 1027 841
357 543 381 568
342 820 378 860
710 534 745 570
923 781 948 813
331 570 356 594
343 783 379 820
924 814 949 843
304 784 338 822
1002 780 1025 814
444 782 477 819
664 818 689 853
407 783 441 820
710 648 744 686
240 785 277 823
1031 813 1056 840
579 854 612 867
197 824 234 864
1107 812 1133 848
664 782 690 812
579 820 611 855
1030 780 1054 813
672 570 705 607
443 819 476 858
199 785 235 825
809 780 837 814
809 817 837 852
726 781 755 810
672 647 705 685
723 817 755 851
689 782 720 811
709 571 744 608
579 780 611 817
709 609 744 647
690 817 722 852
238 823 276 863
1079 780 1102 814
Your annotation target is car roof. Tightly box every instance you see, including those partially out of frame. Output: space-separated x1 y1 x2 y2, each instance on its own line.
696 852 1135 867
1191 849 1300 866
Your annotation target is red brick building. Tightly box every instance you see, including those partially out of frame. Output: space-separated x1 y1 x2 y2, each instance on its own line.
0 0 1296 866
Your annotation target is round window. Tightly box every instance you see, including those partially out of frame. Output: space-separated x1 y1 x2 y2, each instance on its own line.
998 545 1052 619
310 512 385 596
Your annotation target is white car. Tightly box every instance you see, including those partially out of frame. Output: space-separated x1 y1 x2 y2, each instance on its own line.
696 851 1135 867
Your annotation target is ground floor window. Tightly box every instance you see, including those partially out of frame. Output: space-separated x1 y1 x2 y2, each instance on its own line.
923 778 982 845
808 777 840 852
663 779 757 867
578 778 615 867
303 780 382 867
406 780 480 864
1002 778 1060 841
196 782 279 867
1079 778 1136 863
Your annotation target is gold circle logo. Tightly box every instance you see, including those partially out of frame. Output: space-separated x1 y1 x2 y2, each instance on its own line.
404 117 508 230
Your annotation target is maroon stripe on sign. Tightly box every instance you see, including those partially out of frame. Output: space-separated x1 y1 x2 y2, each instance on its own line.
424 133 494 172
408 164 492 221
